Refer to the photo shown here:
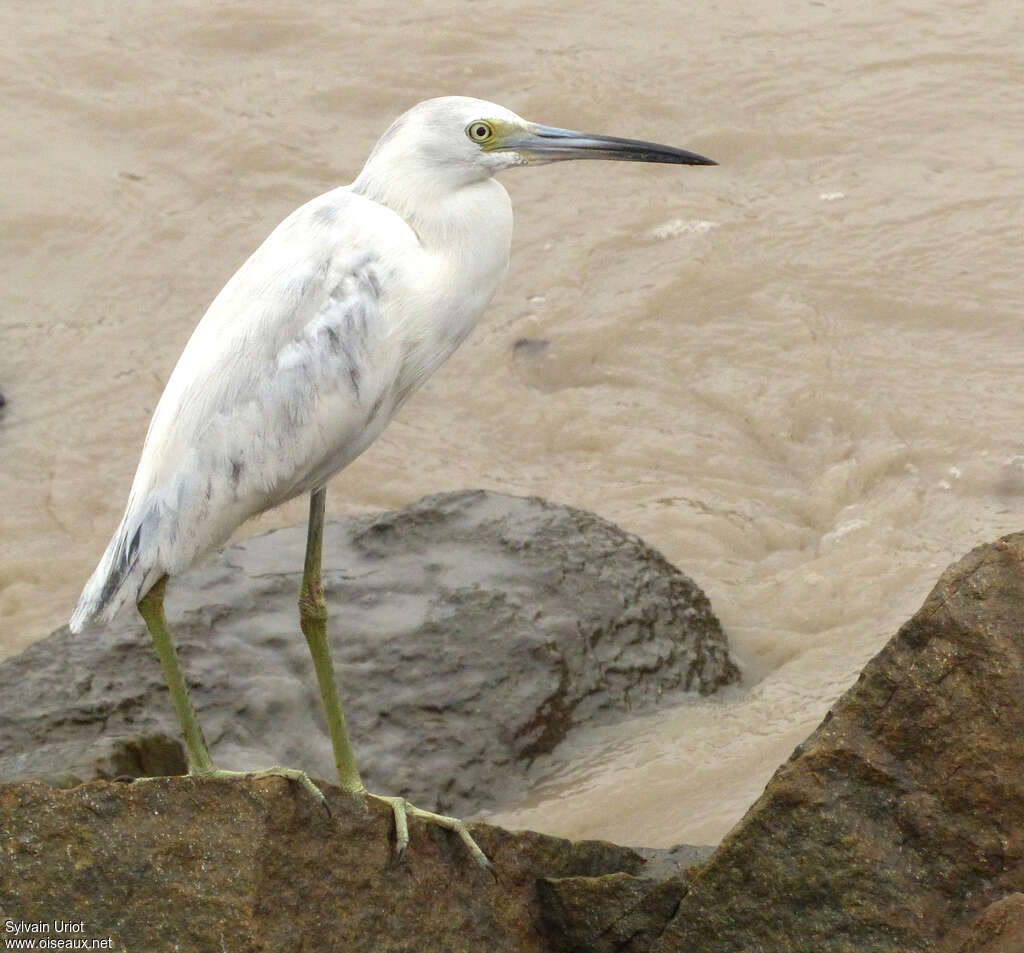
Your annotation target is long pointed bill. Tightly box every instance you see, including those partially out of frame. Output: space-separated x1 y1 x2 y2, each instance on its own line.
497 123 717 166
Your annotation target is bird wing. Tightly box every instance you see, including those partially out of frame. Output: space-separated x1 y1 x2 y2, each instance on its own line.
71 186 422 629
139 187 419 515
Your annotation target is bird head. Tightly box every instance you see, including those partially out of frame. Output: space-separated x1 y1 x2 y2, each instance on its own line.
357 96 716 191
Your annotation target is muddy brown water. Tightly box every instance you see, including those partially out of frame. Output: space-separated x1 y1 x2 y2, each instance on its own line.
2 0 1022 846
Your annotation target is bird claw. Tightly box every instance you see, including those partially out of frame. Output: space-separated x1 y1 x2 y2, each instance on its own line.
368 793 492 869
190 765 331 816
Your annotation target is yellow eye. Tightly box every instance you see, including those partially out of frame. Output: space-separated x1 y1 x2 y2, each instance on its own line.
466 120 494 143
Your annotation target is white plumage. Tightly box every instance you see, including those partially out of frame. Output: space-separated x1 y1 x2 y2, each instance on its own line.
71 98 520 631
67 95 714 867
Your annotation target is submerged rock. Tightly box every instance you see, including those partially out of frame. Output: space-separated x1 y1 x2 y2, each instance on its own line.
0 490 738 816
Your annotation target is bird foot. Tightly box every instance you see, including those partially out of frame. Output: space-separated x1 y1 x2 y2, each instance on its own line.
189 765 330 814
369 793 492 870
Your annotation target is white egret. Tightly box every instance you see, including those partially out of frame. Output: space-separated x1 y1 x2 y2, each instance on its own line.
69 96 715 867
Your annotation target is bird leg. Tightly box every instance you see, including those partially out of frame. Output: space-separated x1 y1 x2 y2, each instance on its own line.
299 487 492 869
299 487 364 793
137 575 328 811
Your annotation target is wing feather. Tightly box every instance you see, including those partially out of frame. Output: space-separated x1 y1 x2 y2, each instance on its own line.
70 186 420 629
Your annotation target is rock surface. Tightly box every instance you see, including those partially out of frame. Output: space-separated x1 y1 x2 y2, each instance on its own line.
3 532 1024 950
0 776 705 953
649 532 1024 952
0 490 738 816
943 893 1024 953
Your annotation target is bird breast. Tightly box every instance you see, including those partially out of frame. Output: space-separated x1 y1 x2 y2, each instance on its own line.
387 176 513 407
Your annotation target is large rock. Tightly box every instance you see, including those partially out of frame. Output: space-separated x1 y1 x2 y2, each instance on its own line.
0 776 704 953
4 532 1024 950
0 490 737 816
648 532 1024 952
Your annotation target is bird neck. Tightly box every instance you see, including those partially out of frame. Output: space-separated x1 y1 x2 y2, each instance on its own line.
352 162 505 252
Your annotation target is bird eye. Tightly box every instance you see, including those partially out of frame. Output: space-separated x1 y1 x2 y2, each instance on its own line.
466 121 494 143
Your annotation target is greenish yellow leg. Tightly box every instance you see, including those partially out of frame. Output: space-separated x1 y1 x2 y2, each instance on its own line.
138 576 213 772
300 488 492 869
299 487 365 793
137 575 328 811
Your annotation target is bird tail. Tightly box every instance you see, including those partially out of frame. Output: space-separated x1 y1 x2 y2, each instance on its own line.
69 499 161 633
